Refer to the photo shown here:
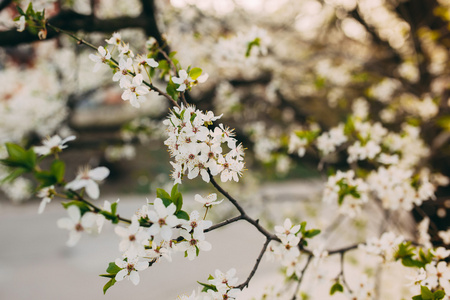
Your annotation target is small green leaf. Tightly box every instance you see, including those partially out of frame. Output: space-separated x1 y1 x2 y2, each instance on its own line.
304 229 321 239
197 281 217 293
176 210 190 221
172 192 183 213
330 282 343 295
412 295 423 300
51 160 65 183
156 188 172 207
421 286 433 300
103 278 116 294
434 290 445 300
0 168 27 184
166 82 178 101
106 262 122 274
61 201 91 215
189 67 202 80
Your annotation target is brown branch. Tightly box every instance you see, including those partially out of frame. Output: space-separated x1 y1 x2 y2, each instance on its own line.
291 255 313 300
204 215 243 232
0 9 150 47
236 238 271 290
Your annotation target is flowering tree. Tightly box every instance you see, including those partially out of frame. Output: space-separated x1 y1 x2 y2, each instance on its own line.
1 0 450 299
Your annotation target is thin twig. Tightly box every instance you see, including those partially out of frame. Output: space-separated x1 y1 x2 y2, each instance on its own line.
236 238 271 290
291 255 313 300
47 23 180 109
204 215 243 232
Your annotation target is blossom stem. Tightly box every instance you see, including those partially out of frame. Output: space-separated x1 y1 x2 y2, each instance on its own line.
47 23 180 109
236 237 271 290
291 255 313 300
204 215 243 232
158 48 178 75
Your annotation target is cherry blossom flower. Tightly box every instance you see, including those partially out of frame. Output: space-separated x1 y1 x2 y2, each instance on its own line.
147 198 180 241
34 135 76 156
113 58 133 87
194 193 223 208
65 166 110 199
275 218 300 238
121 74 149 108
57 205 97 246
37 185 55 214
177 229 212 260
115 215 149 259
172 70 194 92
114 258 148 285
89 46 111 72
105 32 121 45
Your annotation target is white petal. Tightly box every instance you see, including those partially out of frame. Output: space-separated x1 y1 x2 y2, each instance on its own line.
57 218 74 230
67 205 81 222
115 269 127 282
38 197 51 214
67 231 81 247
160 226 173 241
85 180 100 199
65 179 87 191
89 167 110 181
135 261 148 271
81 212 97 228
129 271 140 285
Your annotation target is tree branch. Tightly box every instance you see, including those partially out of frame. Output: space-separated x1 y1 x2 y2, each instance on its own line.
0 10 149 46
236 238 271 290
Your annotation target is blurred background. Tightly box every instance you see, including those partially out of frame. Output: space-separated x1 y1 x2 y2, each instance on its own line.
0 0 450 299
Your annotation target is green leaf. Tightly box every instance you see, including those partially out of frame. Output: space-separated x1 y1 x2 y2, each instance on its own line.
421 286 433 300
170 184 179 199
26 2 34 16
156 188 173 207
0 168 27 184
103 278 116 294
197 281 217 293
412 295 423 300
189 67 202 80
330 282 343 295
34 170 57 187
106 262 121 274
61 201 91 215
304 229 321 239
111 202 118 216
166 81 178 101
176 210 190 221
16 5 25 16
434 290 445 300
51 160 65 183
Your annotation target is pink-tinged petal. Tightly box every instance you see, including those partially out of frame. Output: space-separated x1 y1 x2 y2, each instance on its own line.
89 167 110 181
129 270 140 285
67 231 81 247
160 226 173 241
85 180 100 199
115 269 127 282
67 205 81 223
57 218 74 230
135 261 148 271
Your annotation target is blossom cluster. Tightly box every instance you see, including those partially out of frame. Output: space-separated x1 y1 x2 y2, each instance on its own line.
323 170 369 218
89 33 159 108
163 105 245 184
